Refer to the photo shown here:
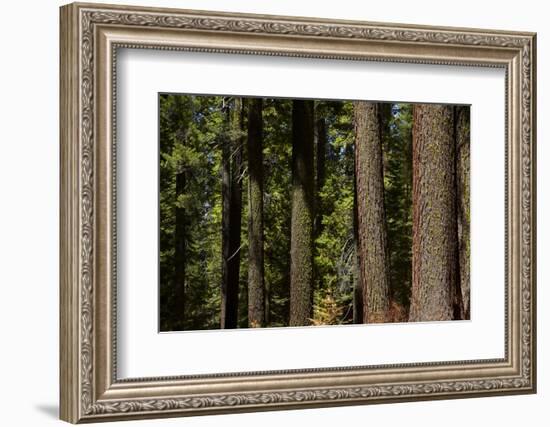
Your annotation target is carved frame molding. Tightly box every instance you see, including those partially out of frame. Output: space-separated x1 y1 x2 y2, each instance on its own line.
60 2 536 423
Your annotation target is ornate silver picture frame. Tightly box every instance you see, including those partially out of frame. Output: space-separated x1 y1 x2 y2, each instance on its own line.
60 2 536 423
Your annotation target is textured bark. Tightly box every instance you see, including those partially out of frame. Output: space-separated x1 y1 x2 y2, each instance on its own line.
354 101 390 324
409 104 457 322
352 175 363 324
247 98 265 327
289 100 315 326
174 171 186 326
456 106 471 319
221 98 243 329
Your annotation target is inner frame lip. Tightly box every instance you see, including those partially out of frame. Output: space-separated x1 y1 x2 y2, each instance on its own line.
109 43 510 383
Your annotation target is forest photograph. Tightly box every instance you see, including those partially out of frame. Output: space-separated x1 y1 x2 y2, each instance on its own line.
159 94 470 332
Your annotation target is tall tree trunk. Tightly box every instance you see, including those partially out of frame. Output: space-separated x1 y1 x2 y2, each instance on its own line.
352 174 363 324
230 99 244 321
289 100 315 326
174 170 186 328
221 98 243 329
221 111 232 328
247 98 265 327
354 101 390 323
456 106 470 319
409 104 457 322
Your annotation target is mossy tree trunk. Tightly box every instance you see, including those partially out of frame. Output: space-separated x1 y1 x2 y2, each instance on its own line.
455 106 470 319
289 100 315 326
221 98 243 329
247 98 266 327
354 101 390 323
409 104 458 322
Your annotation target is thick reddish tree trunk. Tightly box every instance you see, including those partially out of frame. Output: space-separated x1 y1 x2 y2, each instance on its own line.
409 104 457 322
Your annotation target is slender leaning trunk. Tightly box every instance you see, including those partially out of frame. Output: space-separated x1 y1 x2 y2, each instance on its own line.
354 101 390 323
221 98 243 329
247 98 266 327
289 100 315 326
409 104 457 322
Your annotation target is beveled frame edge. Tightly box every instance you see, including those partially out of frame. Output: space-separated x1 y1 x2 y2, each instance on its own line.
59 2 536 423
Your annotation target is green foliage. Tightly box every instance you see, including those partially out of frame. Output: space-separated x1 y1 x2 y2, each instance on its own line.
159 94 225 331
311 292 346 326
159 95 414 331
383 104 413 310
262 99 293 326
313 101 355 323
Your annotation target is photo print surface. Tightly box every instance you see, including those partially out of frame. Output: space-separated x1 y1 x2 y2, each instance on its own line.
158 94 470 332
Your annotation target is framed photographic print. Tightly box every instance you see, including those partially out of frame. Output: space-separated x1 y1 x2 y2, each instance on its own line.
59 2 537 423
